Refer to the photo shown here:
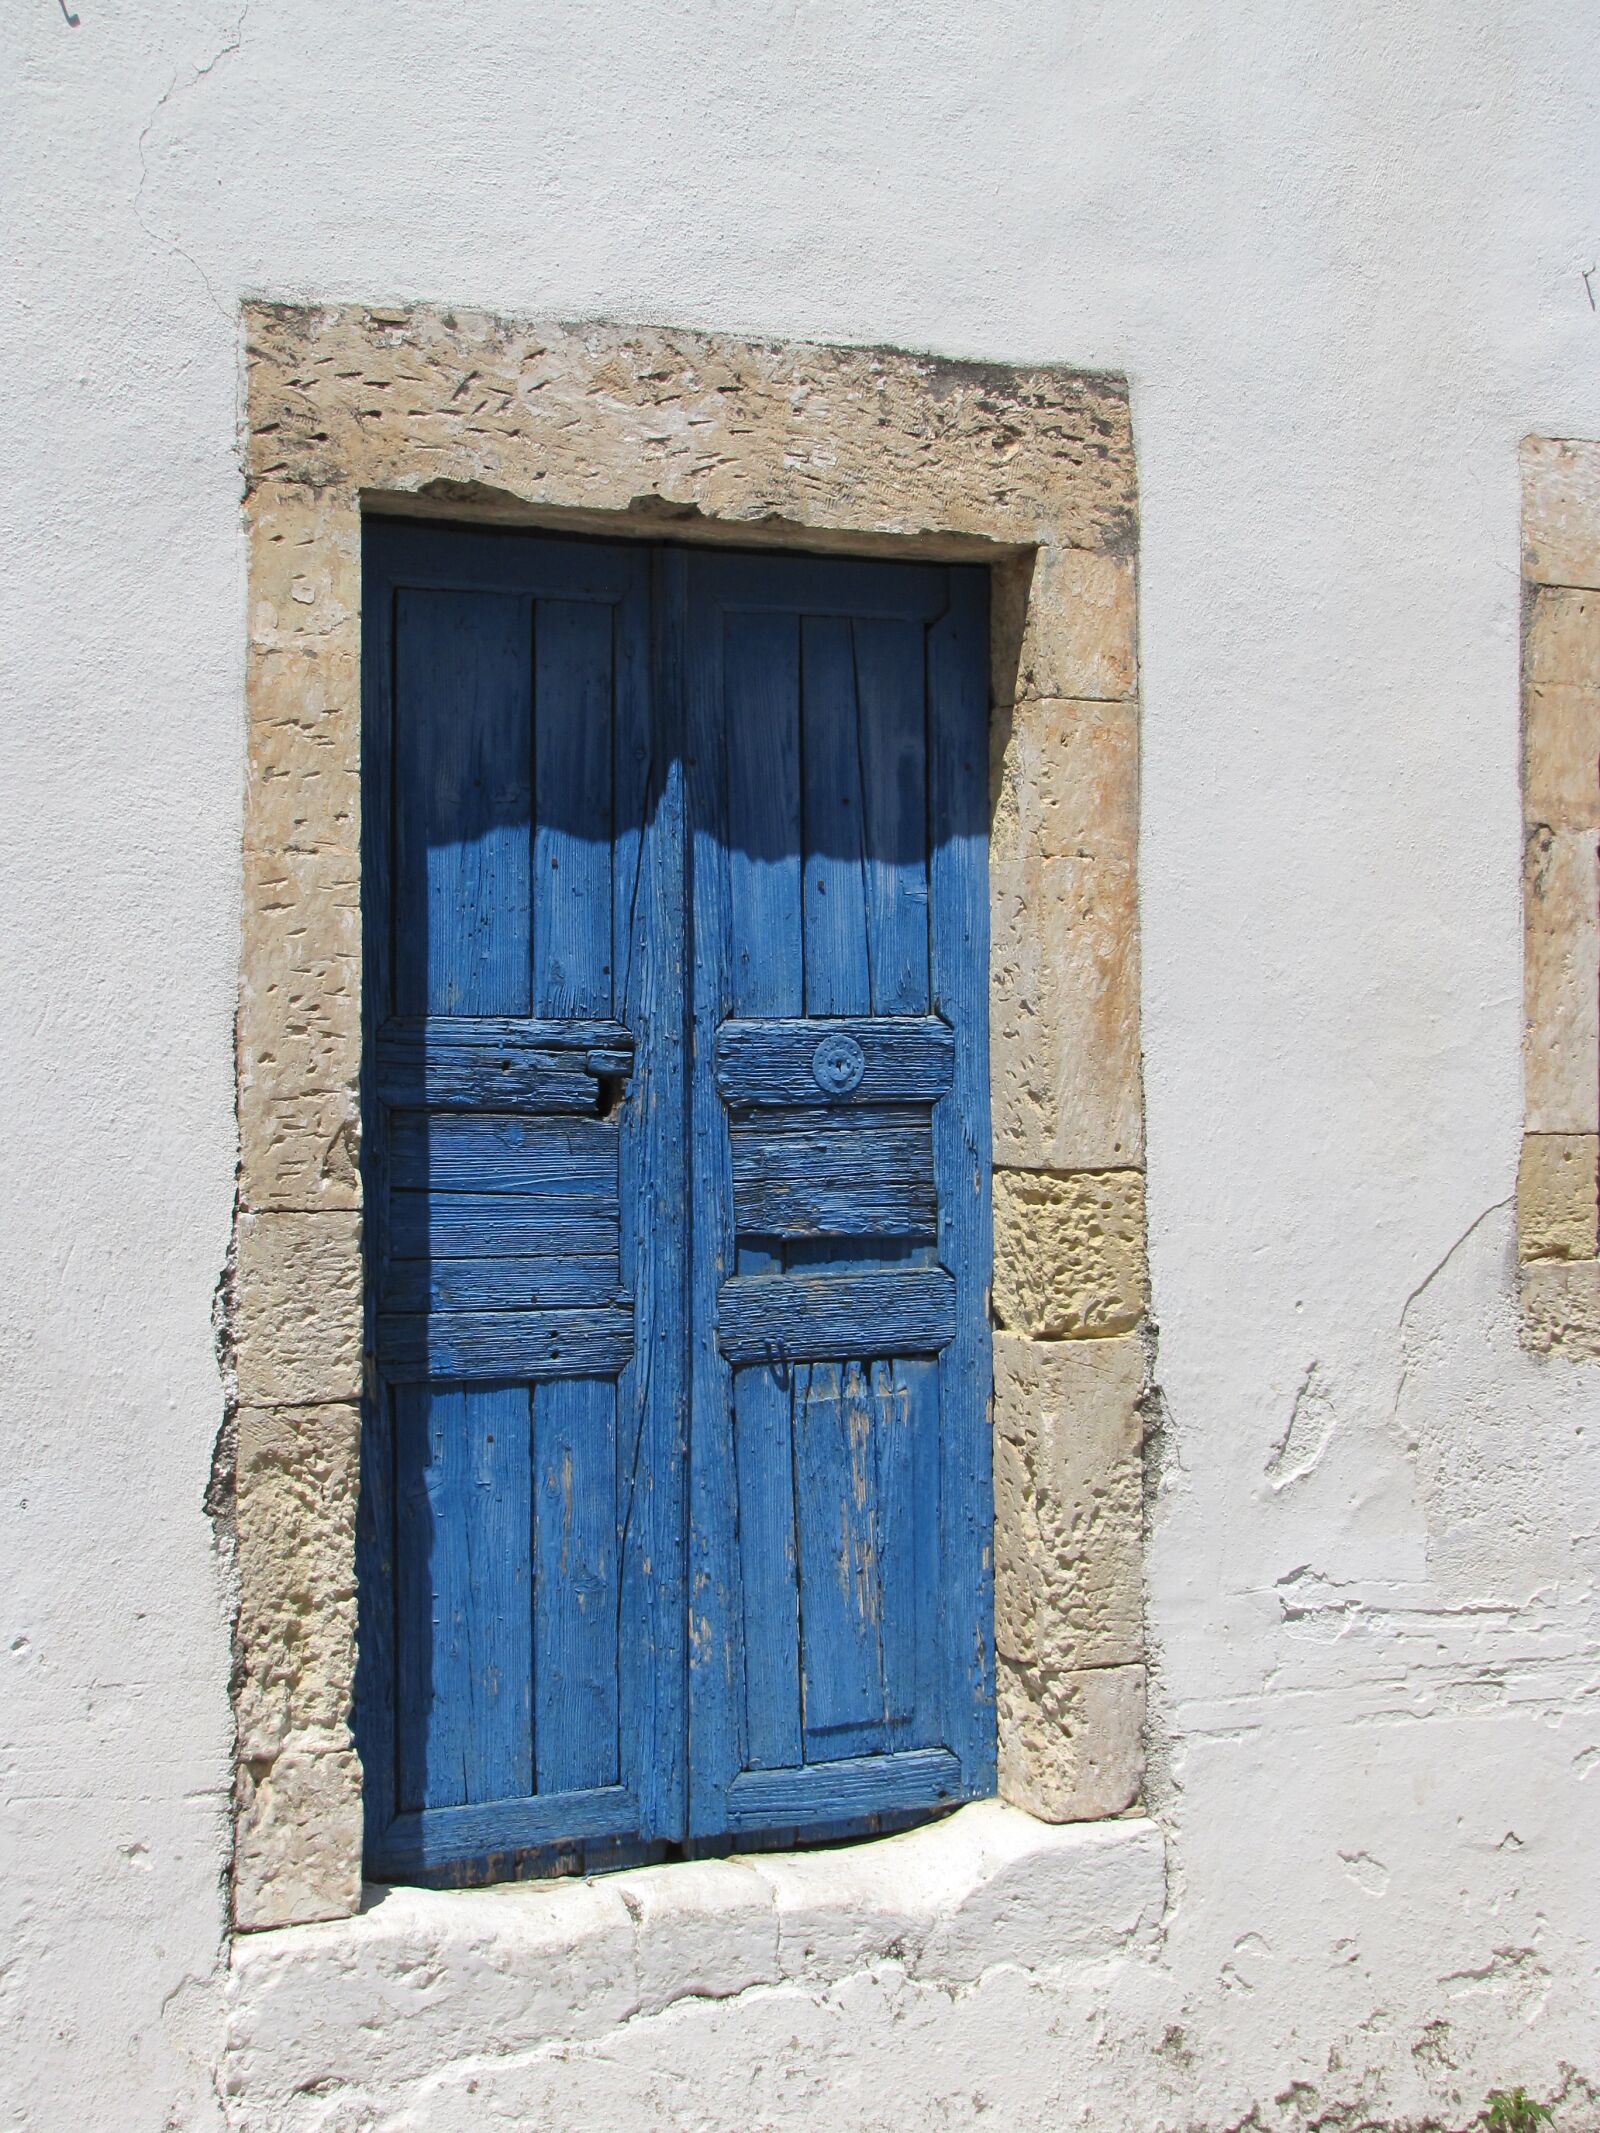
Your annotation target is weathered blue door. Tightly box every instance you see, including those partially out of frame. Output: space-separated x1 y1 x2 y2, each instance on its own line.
357 524 991 1883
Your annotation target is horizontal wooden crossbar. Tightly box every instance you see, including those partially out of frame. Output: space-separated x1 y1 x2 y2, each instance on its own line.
726 1748 962 1828
716 1268 956 1361
376 1304 634 1380
386 1193 619 1260
376 1017 631 1112
716 1016 954 1107
374 1785 642 1872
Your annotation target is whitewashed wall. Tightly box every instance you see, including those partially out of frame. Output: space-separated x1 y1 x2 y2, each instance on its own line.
4 3 1600 2125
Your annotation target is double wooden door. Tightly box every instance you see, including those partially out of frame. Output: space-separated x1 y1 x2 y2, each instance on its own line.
357 521 993 1883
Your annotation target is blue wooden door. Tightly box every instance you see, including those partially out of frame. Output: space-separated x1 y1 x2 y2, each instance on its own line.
357 525 990 1882
357 524 687 1881
683 549 994 1839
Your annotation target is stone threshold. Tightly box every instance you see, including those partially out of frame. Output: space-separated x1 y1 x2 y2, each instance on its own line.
223 1804 1165 2109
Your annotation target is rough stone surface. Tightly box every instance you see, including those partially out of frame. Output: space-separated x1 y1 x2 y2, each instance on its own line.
993 1332 1145 1679
231 1213 363 1407
221 1806 1165 2125
233 1370 366 1939
1525 584 1600 690
237 840 361 1216
997 1661 1145 1823
231 304 1147 1923
232 1743 365 1932
992 1167 1147 1337
1522 824 1600 1136
1522 1259 1600 1358
233 1405 360 1759
1523 683 1600 831
243 307 1135 558
1523 435 1600 589
1517 1134 1600 1261
990 697 1142 1170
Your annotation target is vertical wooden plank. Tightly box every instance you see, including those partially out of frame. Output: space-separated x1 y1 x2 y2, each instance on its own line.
533 597 615 1017
794 1361 890 1758
853 616 931 1014
724 605 806 1774
800 614 872 1017
904 1356 951 1740
393 586 532 1017
616 548 688 1842
393 1383 534 1812
928 566 997 1794
684 554 746 1836
726 610 804 1017
533 1377 621 1792
732 1342 802 1772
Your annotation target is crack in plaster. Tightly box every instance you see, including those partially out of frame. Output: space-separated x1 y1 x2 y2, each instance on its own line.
133 6 250 325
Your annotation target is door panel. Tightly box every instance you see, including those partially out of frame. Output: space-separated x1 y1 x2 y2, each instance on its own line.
357 524 685 1883
684 549 994 1840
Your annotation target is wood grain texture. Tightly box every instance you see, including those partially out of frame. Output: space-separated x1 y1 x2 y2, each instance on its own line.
725 1747 962 1828
716 1016 952 1106
729 1106 936 1238
375 1018 629 1113
534 1376 621 1792
716 1267 957 1362
376 1304 635 1379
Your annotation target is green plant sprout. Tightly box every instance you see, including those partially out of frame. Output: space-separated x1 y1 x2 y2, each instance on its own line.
1482 2089 1554 2133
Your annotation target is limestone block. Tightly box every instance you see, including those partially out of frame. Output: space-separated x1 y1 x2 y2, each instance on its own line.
990 697 1142 1170
1523 825 1600 1133
233 1741 364 1929
1517 1134 1599 1262
245 643 361 859
1523 436 1600 590
1522 1259 1600 1359
234 1406 361 1758
232 1212 363 1406
238 840 361 1145
238 1085 361 1215
245 488 360 656
992 1333 1144 1675
992 1168 1146 1338
1017 545 1137 703
243 307 1137 563
997 1661 1145 1822
1524 684 1600 832
1525 585 1600 689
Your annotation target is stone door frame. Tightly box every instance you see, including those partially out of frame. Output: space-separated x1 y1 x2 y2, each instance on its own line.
230 303 1148 1928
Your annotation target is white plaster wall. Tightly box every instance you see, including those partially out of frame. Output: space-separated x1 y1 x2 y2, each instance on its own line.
3 2 1599 2126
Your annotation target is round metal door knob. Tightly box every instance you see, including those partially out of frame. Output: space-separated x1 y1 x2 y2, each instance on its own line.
811 1032 866 1096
